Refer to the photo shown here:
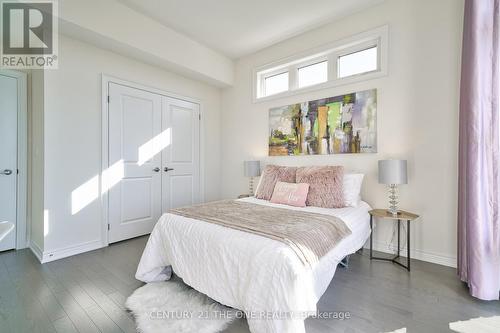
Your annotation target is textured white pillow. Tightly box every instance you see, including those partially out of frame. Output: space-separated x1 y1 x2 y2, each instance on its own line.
343 173 364 207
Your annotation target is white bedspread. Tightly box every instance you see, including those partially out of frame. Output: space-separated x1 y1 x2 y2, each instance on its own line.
135 198 371 333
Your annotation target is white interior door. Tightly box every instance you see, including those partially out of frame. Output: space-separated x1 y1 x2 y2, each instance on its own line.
108 83 163 243
0 74 18 251
162 97 200 210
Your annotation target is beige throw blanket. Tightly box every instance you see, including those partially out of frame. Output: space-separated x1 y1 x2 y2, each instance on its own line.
169 200 352 266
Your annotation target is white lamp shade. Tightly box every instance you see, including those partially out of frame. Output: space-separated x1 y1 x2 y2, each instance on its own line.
378 160 408 185
244 160 261 177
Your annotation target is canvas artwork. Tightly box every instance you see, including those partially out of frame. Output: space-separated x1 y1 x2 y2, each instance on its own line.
268 89 377 156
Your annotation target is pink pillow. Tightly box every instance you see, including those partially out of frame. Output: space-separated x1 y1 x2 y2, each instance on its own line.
296 166 345 208
255 165 297 200
270 182 310 207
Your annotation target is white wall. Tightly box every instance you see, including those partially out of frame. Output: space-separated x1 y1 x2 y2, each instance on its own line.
29 69 45 255
221 0 463 267
40 36 222 260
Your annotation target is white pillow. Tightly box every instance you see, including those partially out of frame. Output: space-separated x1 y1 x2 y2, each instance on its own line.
343 173 364 207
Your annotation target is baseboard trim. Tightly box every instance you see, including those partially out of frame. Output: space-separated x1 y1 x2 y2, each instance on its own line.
29 241 43 262
366 240 457 268
30 236 456 268
39 239 104 263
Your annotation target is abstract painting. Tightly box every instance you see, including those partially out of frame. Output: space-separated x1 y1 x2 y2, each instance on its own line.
269 89 377 156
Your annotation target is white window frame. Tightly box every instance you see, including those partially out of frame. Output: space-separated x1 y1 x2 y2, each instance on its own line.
260 70 290 98
296 58 329 89
253 25 388 102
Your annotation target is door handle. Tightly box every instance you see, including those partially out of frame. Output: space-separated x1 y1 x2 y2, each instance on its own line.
0 169 12 176
153 167 160 172
164 167 174 172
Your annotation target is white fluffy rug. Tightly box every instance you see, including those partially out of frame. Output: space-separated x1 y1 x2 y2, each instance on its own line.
126 278 238 333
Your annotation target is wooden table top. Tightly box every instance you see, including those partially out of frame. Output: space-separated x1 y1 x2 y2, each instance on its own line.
369 209 419 221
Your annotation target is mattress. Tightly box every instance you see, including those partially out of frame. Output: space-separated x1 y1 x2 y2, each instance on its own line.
135 197 371 333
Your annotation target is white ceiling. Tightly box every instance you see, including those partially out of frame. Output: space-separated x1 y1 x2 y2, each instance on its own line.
118 0 384 59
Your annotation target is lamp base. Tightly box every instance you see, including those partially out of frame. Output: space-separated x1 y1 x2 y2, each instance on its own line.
387 184 400 216
249 177 254 196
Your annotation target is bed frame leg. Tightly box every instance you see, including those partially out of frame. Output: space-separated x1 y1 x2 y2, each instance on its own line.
339 255 350 268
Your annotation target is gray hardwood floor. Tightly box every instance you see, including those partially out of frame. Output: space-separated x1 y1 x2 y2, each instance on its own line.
0 236 498 333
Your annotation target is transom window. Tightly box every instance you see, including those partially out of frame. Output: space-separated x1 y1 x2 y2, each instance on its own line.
254 26 388 101
338 46 378 78
264 72 289 96
298 61 328 88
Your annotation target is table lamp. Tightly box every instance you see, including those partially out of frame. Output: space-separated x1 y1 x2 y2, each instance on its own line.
378 159 407 215
244 160 261 196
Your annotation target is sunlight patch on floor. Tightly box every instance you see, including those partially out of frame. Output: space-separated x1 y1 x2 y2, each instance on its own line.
384 328 406 333
450 316 500 333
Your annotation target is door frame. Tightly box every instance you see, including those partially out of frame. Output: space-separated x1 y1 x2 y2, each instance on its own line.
0 69 28 249
100 74 204 247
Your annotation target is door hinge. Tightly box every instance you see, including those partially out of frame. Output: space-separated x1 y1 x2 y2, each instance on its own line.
107 223 110 231
107 95 110 103
198 113 201 120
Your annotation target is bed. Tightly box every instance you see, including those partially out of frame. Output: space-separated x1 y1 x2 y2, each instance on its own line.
135 196 371 333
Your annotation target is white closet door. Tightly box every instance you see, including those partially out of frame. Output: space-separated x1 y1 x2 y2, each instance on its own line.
108 83 162 243
0 74 18 251
161 97 200 211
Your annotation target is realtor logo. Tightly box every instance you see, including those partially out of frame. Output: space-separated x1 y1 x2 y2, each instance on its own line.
1 0 58 68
